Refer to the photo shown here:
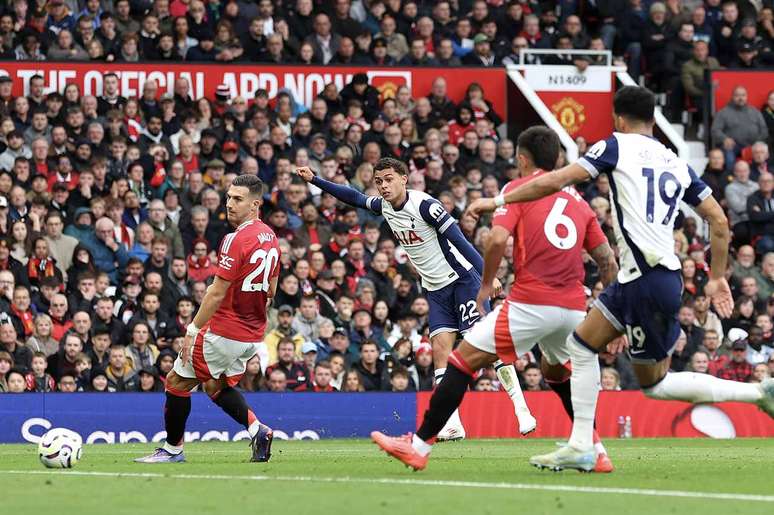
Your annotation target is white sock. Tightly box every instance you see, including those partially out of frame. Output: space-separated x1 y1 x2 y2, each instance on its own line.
412 434 433 456
594 442 607 456
567 333 600 450
494 360 530 412
248 420 262 438
434 368 446 385
162 442 183 455
644 372 763 403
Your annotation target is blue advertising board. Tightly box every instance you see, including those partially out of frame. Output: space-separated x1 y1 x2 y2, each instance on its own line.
0 393 417 444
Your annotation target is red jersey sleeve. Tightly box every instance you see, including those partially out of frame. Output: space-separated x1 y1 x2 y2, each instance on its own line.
583 215 608 252
216 231 243 282
492 203 521 232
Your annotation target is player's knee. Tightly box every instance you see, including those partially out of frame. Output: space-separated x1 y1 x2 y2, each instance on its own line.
641 377 668 399
202 379 222 399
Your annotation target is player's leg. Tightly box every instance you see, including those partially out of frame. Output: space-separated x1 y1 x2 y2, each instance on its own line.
372 340 496 470
434 273 492 441
494 359 536 435
427 283 467 440
529 307 621 472
135 369 198 463
627 269 773 414
539 307 612 472
430 330 466 441
205 340 275 462
634 355 774 414
491 300 551 435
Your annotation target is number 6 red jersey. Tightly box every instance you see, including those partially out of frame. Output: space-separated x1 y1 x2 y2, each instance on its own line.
492 171 607 311
209 218 281 342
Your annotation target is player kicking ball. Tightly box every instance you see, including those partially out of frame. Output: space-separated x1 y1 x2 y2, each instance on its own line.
370 127 617 472
296 158 537 439
135 175 280 463
468 86 774 472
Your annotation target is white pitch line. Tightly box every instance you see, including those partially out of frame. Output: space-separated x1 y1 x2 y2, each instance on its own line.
3 470 774 503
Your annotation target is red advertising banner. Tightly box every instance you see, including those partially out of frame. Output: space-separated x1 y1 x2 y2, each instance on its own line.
417 391 774 438
519 66 615 143
537 91 614 143
711 70 774 114
0 61 504 116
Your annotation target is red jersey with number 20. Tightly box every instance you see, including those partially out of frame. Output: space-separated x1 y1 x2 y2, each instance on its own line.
210 218 281 342
492 171 607 311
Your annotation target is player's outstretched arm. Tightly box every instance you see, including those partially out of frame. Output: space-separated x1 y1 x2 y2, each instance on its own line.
181 276 231 364
466 163 591 219
295 166 381 213
695 196 734 318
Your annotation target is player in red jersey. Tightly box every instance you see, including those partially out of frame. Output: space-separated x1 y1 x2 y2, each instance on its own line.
136 175 280 464
371 127 619 472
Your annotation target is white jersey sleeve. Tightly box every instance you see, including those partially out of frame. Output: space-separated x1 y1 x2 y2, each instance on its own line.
577 133 711 283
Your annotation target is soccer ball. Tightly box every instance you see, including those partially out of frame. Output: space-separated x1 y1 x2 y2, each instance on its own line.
38 428 83 469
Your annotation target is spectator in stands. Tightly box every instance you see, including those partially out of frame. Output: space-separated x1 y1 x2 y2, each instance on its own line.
714 1 742 66
351 339 386 391
266 368 289 392
747 172 774 254
751 142 773 179
712 86 769 169
725 160 759 243
265 338 308 390
105 345 136 391
0 322 31 373
88 217 129 283
305 13 340 65
46 331 81 381
25 314 58 358
718 338 754 381
600 367 622 390
680 38 720 122
642 3 673 92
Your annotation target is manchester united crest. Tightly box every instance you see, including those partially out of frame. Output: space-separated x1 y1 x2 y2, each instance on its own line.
551 97 586 136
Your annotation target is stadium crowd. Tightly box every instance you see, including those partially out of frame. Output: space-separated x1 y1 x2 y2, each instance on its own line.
0 0 772 117
0 0 772 395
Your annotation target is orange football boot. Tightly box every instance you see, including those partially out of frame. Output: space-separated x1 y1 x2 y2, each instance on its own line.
370 431 429 471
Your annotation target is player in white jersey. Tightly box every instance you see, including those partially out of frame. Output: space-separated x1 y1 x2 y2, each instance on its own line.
297 157 537 439
468 86 774 472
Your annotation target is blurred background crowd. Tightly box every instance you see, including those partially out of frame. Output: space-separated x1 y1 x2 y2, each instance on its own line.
0 0 772 395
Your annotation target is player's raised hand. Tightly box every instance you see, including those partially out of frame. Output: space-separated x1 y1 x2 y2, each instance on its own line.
705 277 734 318
465 197 497 220
295 166 315 182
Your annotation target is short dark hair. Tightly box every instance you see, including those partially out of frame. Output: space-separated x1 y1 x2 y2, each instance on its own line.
374 157 408 176
231 174 265 196
360 339 379 351
516 127 560 171
613 86 655 124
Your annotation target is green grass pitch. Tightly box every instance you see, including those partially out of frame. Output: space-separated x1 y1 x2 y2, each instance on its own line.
2 439 773 515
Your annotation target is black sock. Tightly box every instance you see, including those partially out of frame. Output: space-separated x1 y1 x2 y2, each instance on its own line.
548 379 574 420
416 364 470 441
164 392 191 447
213 387 252 428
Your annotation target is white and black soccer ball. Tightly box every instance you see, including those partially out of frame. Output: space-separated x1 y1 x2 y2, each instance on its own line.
38 428 83 469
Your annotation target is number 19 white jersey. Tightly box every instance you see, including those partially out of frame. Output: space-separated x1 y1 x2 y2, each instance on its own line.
577 132 712 284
